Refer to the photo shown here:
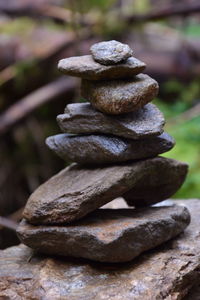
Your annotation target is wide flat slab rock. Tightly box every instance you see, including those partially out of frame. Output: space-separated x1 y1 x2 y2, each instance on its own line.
58 55 146 80
123 158 188 207
1 200 200 300
23 157 188 225
90 40 133 65
57 102 165 140
81 74 159 114
46 132 174 165
17 205 190 263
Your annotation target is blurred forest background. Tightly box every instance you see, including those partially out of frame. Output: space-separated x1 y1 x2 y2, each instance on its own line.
0 0 200 248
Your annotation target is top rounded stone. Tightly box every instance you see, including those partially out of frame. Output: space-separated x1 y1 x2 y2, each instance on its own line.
90 40 133 65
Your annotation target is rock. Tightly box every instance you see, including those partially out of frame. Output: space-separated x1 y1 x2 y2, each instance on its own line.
90 40 133 65
17 205 190 263
184 283 200 300
57 102 165 140
58 55 146 80
46 132 175 165
101 197 128 209
123 158 188 207
22 157 187 225
81 74 159 114
1 199 200 299
153 199 175 207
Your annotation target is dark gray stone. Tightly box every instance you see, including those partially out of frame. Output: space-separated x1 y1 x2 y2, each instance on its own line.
22 157 187 225
1 200 200 299
57 102 165 140
46 132 175 165
17 205 190 263
58 55 146 80
81 74 159 114
184 283 200 300
123 159 188 207
90 40 133 65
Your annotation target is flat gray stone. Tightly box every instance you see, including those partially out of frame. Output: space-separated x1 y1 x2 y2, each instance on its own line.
57 102 165 140
58 55 146 80
81 74 159 114
22 157 187 225
1 200 200 299
123 159 188 207
17 205 190 263
46 132 175 165
90 40 133 65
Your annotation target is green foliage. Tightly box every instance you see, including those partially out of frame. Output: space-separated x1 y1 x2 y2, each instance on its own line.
133 0 150 13
154 99 188 119
164 117 200 199
13 59 40 90
66 0 116 13
182 22 200 37
0 18 35 36
154 97 200 199
162 77 200 104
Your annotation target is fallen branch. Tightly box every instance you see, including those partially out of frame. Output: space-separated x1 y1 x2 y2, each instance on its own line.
8 207 24 223
0 31 76 87
0 77 78 135
0 3 71 22
0 3 92 25
0 28 91 91
126 3 200 23
2 2 200 24
0 216 17 231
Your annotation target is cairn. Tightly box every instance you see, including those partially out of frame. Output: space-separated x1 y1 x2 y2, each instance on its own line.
17 40 190 263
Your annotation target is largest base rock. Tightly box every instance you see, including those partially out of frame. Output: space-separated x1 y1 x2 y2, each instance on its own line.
17 205 190 263
23 157 188 225
1 200 200 300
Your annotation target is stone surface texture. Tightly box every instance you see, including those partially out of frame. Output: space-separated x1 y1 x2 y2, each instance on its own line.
1 200 200 299
17 205 190 263
23 157 187 225
183 283 200 300
58 55 146 80
123 158 188 207
90 40 133 65
46 132 175 165
81 74 159 114
57 102 165 139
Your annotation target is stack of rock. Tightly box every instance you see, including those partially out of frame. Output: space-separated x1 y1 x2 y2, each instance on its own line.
17 40 190 263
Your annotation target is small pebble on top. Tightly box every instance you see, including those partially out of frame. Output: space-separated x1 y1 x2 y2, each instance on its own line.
90 40 133 65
